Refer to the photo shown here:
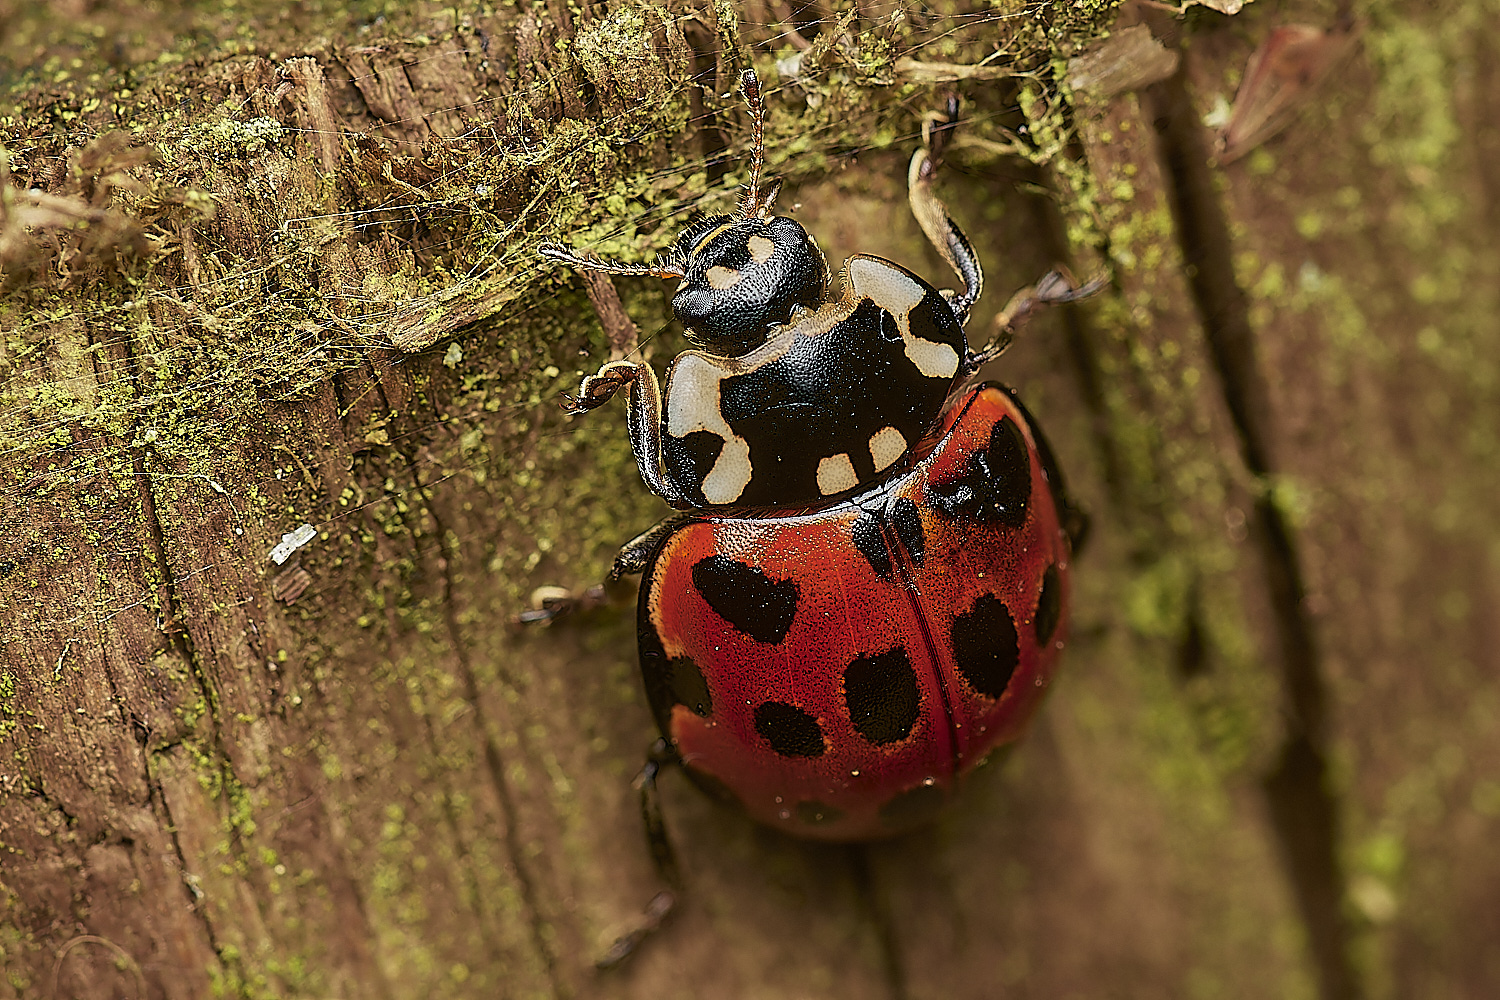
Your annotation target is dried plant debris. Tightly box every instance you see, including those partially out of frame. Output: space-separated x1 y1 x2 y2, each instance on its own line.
1217 19 1362 163
1067 24 1180 100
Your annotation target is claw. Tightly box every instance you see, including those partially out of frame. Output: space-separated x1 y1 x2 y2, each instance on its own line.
595 891 676 971
1033 268 1109 306
969 269 1109 369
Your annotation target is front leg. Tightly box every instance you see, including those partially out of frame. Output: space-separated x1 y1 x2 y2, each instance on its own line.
564 360 696 507
907 148 983 325
908 97 983 323
514 514 692 625
965 269 1110 371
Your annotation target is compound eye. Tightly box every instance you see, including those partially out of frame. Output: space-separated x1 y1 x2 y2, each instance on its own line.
672 286 717 329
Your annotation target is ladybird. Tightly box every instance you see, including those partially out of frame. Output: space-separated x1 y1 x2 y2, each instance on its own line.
532 71 1098 965
540 70 1020 510
624 382 1071 839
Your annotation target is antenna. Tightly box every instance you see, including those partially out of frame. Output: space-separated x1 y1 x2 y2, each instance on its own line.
537 243 685 279
734 69 772 221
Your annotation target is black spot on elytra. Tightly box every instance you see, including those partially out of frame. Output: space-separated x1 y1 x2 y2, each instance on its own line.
929 416 1031 527
795 800 846 826
692 555 798 644
852 512 891 578
754 701 825 758
1035 564 1061 645
843 648 921 745
665 656 712 717
891 497 925 565
878 783 946 830
663 429 725 504
951 593 1020 699
639 619 714 733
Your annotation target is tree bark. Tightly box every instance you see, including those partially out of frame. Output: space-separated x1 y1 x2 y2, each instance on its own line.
2 2 1497 999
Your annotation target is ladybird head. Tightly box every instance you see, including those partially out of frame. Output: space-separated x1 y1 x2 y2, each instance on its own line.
538 68 829 357
658 207 827 355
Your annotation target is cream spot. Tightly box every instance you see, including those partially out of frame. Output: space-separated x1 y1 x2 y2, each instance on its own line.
706 265 743 289
747 235 775 263
702 438 752 504
868 426 908 472
903 337 960 379
666 355 753 504
816 453 858 496
666 357 733 441
847 256 959 380
848 257 926 314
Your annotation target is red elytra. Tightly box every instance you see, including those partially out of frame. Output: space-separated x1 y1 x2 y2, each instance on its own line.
635 384 1071 840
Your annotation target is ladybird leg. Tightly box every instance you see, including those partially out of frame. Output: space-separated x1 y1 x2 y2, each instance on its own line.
563 359 641 415
995 268 1110 331
596 739 683 971
513 582 621 625
565 361 696 507
907 148 984 324
966 269 1111 371
617 365 697 506
610 515 694 580
636 738 683 891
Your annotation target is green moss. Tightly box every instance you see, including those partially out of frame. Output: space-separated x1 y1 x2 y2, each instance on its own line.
0 670 19 741
179 116 287 160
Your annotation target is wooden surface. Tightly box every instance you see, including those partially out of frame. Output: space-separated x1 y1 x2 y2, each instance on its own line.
1 1 1496 998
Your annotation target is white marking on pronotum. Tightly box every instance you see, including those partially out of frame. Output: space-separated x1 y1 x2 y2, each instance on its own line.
666 356 753 504
746 235 775 263
869 426 908 472
847 257 959 379
702 442 753 504
901 330 960 379
706 265 743 289
269 523 317 565
816 453 858 495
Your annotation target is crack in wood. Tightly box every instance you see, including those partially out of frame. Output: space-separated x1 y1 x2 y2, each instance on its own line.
1144 49 1361 1000
423 477 570 999
25 774 82 830
91 302 254 991
337 371 515 976
848 844 909 1000
144 750 227 967
370 366 569 999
